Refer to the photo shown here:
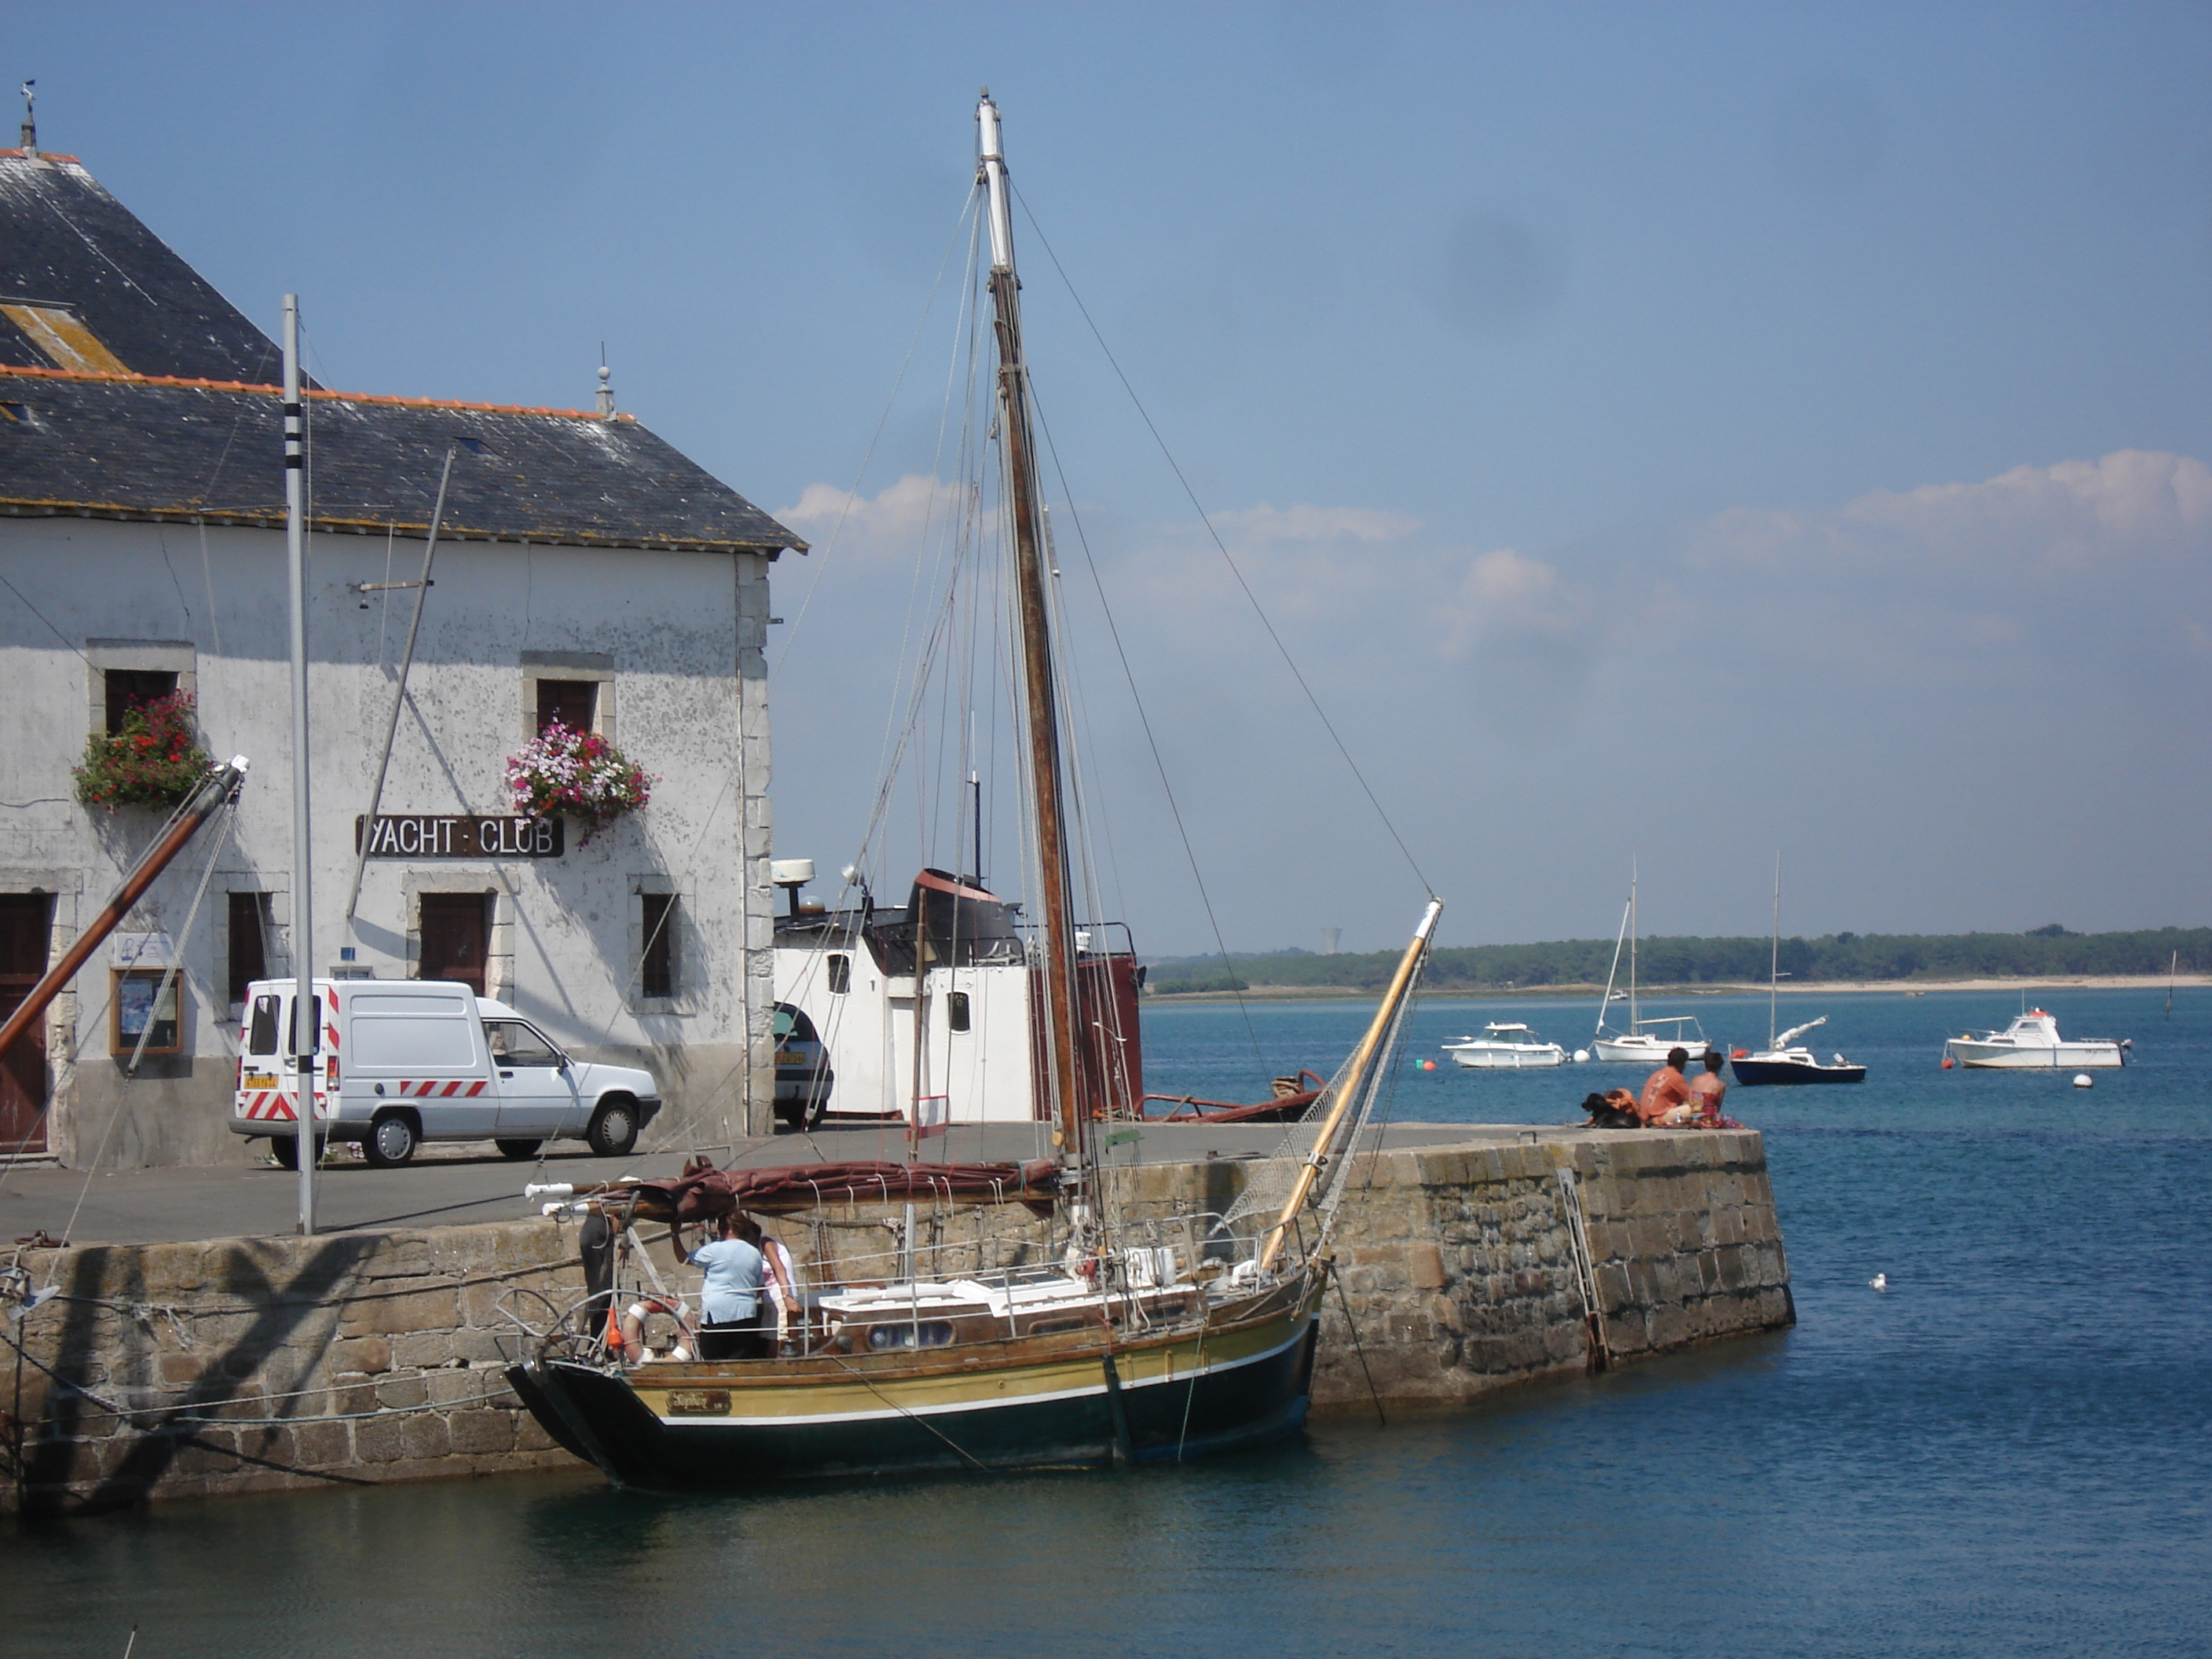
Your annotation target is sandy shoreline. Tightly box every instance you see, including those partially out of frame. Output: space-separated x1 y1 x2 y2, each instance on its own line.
1149 975 2212 1004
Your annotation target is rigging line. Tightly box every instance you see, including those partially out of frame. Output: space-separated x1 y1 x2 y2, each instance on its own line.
771 183 983 681
55 791 240 1251
890 215 990 866
0 782 221 1170
0 568 91 666
1012 185 1434 896
196 518 223 658
1024 383 1265 1067
1331 1260 1387 1429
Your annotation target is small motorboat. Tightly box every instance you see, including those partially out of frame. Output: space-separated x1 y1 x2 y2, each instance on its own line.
1442 1023 1567 1069
1943 1010 2129 1069
1730 1016 1866 1086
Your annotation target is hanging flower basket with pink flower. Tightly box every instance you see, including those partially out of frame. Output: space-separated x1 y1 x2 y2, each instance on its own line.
74 690 213 809
504 720 654 844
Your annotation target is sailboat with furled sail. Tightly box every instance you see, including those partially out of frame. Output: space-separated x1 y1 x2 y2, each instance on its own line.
504 92 1439 1486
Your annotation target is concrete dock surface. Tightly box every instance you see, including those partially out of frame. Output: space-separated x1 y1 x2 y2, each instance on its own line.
0 1121 1584 1247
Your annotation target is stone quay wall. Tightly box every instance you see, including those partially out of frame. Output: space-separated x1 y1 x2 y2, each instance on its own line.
2 1129 1789 1514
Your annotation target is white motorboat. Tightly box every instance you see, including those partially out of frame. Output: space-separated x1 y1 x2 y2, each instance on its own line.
1943 1010 2129 1069
1442 1023 1567 1069
1588 870 1709 1064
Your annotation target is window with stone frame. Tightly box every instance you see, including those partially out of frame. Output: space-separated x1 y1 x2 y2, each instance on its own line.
226 892 269 1005
639 892 676 999
536 678 598 736
105 668 178 734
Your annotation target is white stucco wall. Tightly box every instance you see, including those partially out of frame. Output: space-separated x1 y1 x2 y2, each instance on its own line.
0 515 778 1167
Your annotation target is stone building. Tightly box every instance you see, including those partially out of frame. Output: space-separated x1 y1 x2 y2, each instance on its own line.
0 130 802 1167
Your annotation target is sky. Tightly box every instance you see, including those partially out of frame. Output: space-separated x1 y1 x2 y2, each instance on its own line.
7 3 2210 954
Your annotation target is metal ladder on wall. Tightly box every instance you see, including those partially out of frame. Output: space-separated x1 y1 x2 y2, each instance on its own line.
1555 1166 1612 1374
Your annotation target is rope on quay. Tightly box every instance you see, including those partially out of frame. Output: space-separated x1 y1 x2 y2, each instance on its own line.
0 1327 525 1432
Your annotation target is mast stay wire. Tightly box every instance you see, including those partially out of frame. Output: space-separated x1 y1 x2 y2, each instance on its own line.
1024 379 1266 1070
769 183 983 683
1011 185 1434 899
604 192 987 1173
51 786 243 1257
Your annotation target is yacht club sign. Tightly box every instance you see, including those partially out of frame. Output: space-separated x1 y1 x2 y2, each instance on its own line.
353 815 565 859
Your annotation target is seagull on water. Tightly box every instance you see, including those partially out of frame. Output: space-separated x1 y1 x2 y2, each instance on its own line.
1870 1273 1888 1292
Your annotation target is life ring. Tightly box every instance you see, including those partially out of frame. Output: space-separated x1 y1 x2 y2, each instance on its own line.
616 1295 697 1362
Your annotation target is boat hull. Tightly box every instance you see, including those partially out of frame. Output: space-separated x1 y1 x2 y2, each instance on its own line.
1591 1035 1705 1065
507 1280 1324 1488
1730 1057 1866 1086
1942 1041 2125 1069
1445 1046 1566 1069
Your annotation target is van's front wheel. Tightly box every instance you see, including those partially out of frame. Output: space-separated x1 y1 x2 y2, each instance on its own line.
587 1097 639 1158
364 1111 420 1168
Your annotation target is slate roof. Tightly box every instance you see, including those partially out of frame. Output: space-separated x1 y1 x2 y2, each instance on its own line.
0 370 801 552
0 152 803 556
0 152 283 383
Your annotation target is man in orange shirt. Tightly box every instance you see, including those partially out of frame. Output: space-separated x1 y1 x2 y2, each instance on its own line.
1637 1047 1695 1126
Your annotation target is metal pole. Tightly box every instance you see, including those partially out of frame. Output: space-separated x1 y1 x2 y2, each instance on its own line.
344 444 457 921
284 295 317 1236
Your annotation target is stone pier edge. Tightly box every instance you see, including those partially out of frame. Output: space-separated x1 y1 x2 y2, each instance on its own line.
2 1129 1790 1514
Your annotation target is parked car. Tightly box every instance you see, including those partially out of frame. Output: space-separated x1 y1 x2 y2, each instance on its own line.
232 979 662 1166
773 1001 834 1129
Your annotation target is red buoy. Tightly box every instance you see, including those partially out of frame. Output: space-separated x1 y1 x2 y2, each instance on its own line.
1940 1056 1954 1070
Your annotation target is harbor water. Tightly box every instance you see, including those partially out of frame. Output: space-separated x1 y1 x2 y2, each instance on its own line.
12 987 2210 1657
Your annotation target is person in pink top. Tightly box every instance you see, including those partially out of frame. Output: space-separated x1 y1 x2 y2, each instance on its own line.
1637 1048 1695 1126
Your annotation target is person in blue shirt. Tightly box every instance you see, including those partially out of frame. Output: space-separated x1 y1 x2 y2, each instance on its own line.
685 1211 785 1360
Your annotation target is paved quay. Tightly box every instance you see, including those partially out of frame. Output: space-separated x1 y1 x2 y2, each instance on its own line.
0 1121 1574 1248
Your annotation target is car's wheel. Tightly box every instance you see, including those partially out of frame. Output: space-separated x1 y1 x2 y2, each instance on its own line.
774 1101 802 1130
270 1133 324 1170
587 1096 639 1158
495 1138 542 1160
363 1111 419 1168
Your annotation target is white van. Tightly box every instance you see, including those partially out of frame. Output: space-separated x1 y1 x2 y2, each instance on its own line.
231 978 663 1167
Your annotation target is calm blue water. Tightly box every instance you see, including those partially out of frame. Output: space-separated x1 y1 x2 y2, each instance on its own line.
13 987 2210 1657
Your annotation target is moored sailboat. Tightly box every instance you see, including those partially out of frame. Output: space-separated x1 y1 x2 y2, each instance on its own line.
504 93 1440 1486
1730 855 1864 1086
1590 870 1708 1064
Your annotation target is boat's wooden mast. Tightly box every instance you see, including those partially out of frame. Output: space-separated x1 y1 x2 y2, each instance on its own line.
977 93 1086 1170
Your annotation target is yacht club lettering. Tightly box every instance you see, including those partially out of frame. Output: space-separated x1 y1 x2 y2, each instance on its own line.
353 815 564 858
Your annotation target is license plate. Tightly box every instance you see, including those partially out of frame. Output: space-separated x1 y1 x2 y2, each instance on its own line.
244 1073 276 1090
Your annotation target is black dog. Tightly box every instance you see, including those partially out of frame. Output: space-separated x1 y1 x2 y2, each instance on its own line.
1578 1092 1641 1130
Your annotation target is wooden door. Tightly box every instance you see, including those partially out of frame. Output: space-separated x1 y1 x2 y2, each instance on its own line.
419 893 489 996
0 893 53 1155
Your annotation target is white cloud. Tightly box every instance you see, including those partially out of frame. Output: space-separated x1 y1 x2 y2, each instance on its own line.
1206 502 1423 546
776 474 975 558
1841 449 2212 568
1437 547 1588 657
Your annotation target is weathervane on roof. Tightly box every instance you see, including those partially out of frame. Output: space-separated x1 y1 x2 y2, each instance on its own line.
19 79 34 156
595 342 616 418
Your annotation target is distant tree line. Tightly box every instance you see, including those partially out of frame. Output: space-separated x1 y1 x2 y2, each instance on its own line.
1143 927 2212 994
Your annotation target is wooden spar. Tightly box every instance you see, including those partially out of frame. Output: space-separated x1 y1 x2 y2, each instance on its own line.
978 93 1085 1168
1258 899 1442 1274
0 760 247 1062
